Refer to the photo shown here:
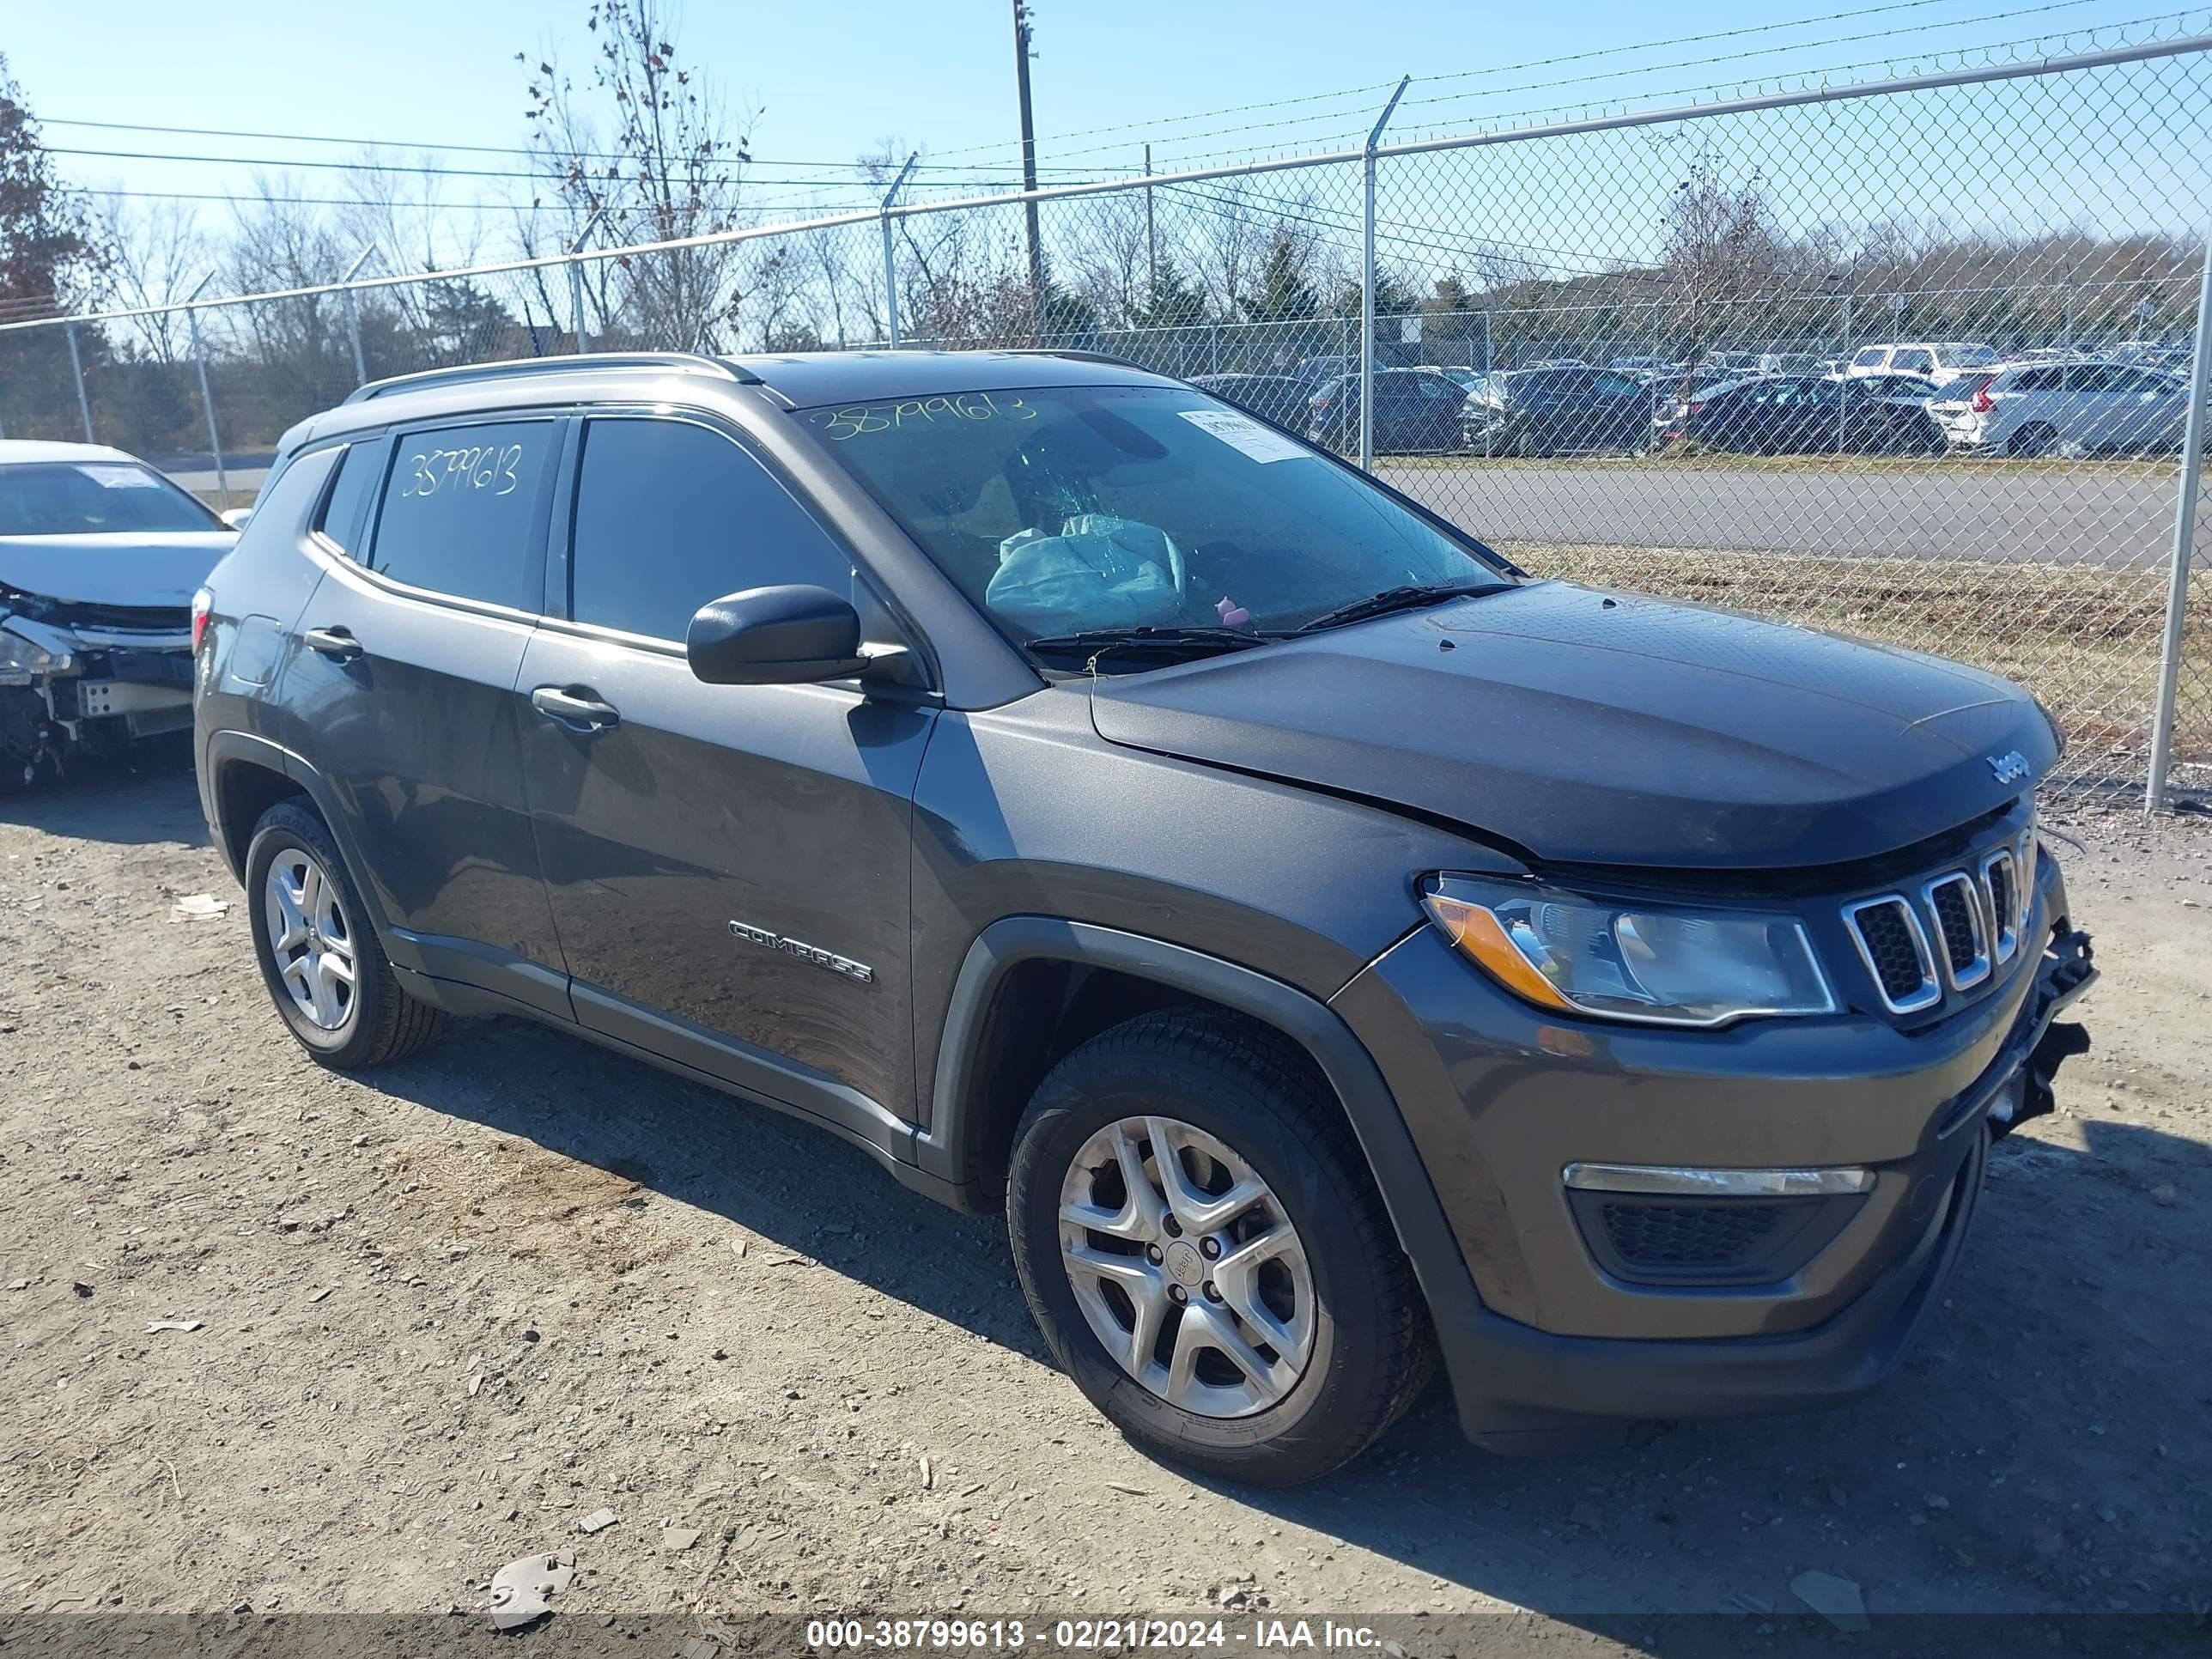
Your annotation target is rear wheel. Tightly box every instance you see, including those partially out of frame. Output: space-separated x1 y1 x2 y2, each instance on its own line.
244 800 444 1068
1006 1012 1434 1486
2007 422 2059 459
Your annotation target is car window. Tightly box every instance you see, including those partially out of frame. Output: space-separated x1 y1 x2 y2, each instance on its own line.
2011 367 2063 392
805 383 1501 643
0 460 222 536
2063 364 2126 392
313 443 380 556
1892 349 1936 374
368 420 555 609
2113 368 2174 393
1415 375 1463 401
1941 344 1999 368
1851 348 1887 369
568 416 853 641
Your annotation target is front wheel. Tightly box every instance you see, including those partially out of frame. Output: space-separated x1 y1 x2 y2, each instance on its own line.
1006 1012 1434 1486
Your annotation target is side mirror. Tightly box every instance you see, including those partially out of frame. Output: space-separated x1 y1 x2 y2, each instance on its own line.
220 507 254 531
686 585 870 686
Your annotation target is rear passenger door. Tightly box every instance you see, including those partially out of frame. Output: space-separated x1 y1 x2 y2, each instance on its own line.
280 416 570 1015
516 411 937 1133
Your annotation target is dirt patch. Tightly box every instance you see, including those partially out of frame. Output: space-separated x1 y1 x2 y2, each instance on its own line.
0 768 2207 1634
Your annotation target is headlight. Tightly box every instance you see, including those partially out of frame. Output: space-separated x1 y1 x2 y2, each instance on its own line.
0 628 67 677
1419 874 1837 1028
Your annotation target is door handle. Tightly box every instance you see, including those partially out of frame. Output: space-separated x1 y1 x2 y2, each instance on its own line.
302 625 363 662
530 685 622 732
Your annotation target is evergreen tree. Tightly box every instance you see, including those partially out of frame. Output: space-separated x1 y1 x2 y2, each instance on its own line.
1238 228 1320 324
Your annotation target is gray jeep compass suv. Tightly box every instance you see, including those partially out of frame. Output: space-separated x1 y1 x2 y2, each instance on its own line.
192 349 2095 1486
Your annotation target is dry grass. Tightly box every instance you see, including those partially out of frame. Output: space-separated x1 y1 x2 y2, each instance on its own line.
1505 540 2211 790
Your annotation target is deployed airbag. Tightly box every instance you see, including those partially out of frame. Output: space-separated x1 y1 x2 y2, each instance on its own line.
985 514 1187 635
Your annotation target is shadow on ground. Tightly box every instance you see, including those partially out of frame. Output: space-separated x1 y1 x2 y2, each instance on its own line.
368 1008 2211 1635
0 740 210 848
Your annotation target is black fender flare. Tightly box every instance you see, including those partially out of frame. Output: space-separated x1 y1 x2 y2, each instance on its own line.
921 915 1491 1413
201 729 409 965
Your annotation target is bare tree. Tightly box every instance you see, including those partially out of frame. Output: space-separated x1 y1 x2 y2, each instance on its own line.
98 194 207 362
1660 148 1782 370
520 0 757 350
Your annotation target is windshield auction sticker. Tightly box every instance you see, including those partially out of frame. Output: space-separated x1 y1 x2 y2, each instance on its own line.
75 464 164 489
1176 408 1310 463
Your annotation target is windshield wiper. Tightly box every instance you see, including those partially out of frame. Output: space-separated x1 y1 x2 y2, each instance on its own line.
1021 625 1279 668
1297 579 1510 633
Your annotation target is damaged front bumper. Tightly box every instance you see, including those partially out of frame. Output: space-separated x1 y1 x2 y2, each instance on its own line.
1 611 195 782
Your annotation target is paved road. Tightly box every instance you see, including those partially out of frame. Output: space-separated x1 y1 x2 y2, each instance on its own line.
1378 460 2184 566
162 451 2188 568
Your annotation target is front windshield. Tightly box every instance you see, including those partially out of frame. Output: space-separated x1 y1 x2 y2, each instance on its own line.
0 462 222 536
802 384 1506 647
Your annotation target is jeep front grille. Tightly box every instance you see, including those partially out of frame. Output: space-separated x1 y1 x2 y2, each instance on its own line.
1924 872 1991 990
1844 833 2033 1017
1843 896 1940 1012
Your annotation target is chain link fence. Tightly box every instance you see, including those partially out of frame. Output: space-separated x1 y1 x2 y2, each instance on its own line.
3 30 2209 802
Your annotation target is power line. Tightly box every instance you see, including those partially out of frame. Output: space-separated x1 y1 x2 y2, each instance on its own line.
47 143 1133 185
34 114 1132 176
92 185 900 215
1138 5 2203 169
927 0 1983 166
1058 0 2169 169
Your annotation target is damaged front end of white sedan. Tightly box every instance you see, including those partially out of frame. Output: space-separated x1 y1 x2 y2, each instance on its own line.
0 442 236 787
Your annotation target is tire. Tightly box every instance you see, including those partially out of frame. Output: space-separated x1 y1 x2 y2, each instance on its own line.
1006 1011 1435 1486
243 799 445 1068
2007 422 2059 459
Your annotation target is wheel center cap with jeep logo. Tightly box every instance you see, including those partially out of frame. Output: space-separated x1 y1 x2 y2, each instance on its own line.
1164 1239 1206 1287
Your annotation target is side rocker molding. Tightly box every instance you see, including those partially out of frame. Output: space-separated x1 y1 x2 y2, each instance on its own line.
923 915 1512 1435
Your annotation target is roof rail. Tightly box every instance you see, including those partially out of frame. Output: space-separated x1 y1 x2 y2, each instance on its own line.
342 350 760 404
1007 348 1146 371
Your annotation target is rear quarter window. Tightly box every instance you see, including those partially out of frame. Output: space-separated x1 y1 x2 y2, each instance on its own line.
368 420 555 609
313 441 382 556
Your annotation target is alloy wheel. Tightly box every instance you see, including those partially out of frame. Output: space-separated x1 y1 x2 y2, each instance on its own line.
263 846 359 1034
1057 1115 1316 1418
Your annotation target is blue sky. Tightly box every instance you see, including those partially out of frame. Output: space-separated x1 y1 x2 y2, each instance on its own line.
9 1 2199 218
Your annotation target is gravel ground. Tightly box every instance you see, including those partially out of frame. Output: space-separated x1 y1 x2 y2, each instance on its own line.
1 761 2206 1641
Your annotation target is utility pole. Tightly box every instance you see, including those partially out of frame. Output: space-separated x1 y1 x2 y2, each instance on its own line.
1012 0 1044 341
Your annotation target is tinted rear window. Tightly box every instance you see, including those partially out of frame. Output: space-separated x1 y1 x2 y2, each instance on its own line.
313 444 380 556
369 421 554 609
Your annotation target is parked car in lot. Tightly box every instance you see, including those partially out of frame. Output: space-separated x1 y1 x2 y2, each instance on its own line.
1308 367 1468 453
1186 373 1311 428
195 349 2094 1486
1668 374 1946 455
1929 360 2195 457
1291 353 1355 385
0 441 237 787
1839 370 1942 406
1462 366 1652 456
1844 341 2001 386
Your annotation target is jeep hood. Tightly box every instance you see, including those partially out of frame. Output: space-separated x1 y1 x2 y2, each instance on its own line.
1086 583 2056 870
0 532 234 610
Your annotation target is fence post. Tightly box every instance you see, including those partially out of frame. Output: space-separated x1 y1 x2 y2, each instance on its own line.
1359 76 1411 472
64 322 93 443
880 152 919 349
2144 225 2212 813
340 244 375 386
183 274 229 506
567 208 605 356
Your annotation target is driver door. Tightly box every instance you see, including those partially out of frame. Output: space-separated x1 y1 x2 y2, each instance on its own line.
516 412 938 1131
